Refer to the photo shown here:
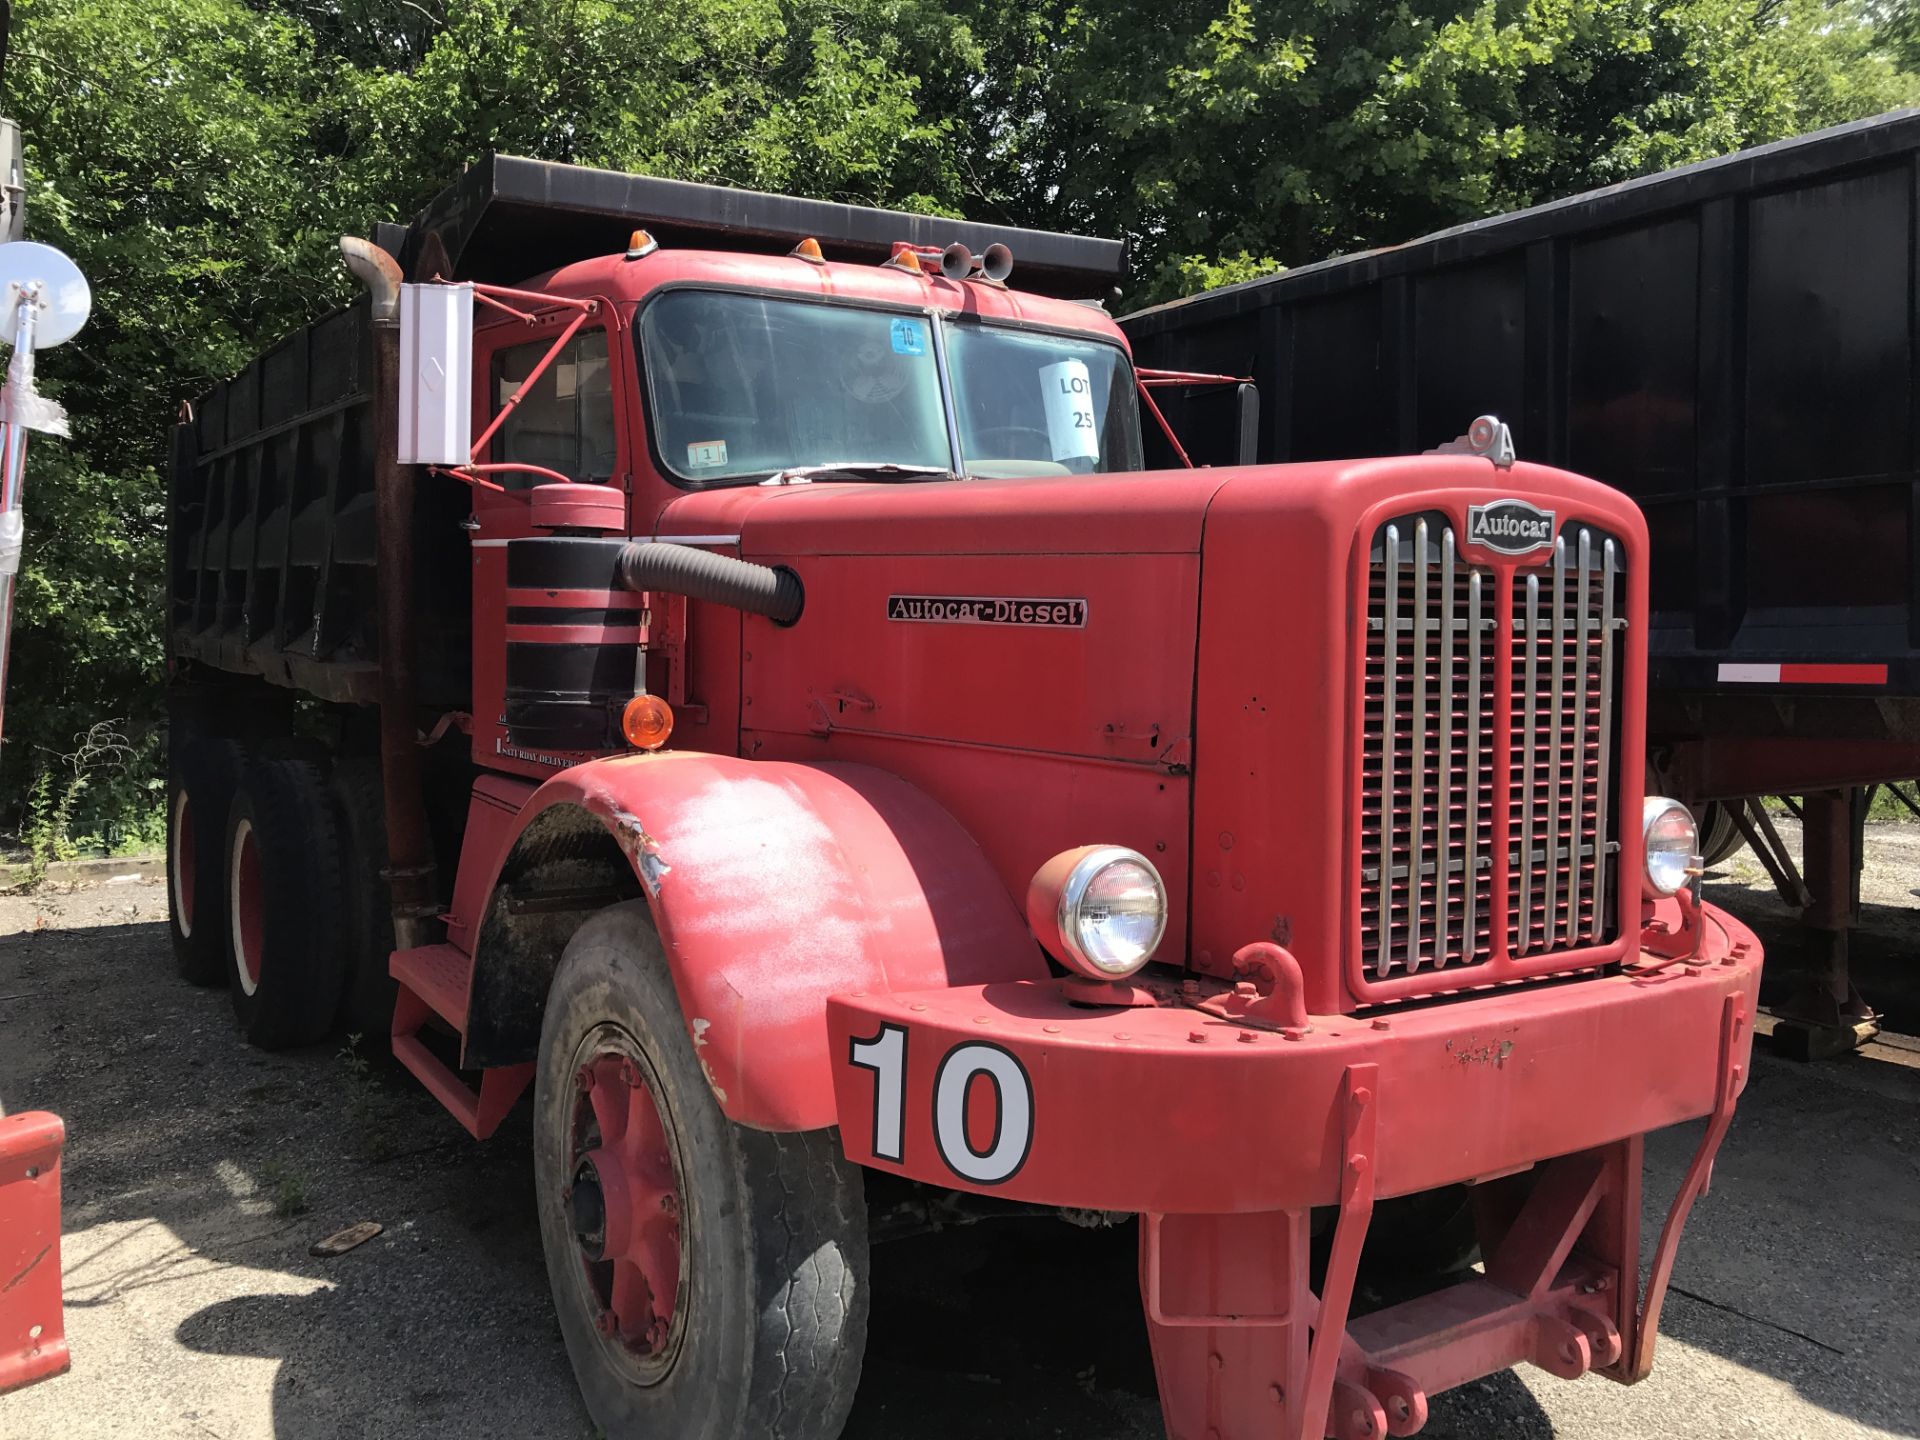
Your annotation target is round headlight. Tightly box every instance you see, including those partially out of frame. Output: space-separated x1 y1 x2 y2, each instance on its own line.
1026 845 1169 980
1642 796 1699 898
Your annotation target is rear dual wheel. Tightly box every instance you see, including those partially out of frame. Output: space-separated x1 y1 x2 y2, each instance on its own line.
329 759 398 1049
223 756 349 1049
1697 800 1748 868
168 739 247 986
535 902 870 1439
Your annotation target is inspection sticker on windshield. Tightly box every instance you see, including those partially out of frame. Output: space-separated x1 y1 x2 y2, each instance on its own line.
1039 359 1100 461
890 318 926 356
887 595 1087 628
686 439 728 469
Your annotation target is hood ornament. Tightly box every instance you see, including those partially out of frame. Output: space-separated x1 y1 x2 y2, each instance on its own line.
1429 414 1516 470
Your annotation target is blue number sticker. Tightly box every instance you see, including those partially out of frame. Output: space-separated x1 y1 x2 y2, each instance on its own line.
890 318 926 356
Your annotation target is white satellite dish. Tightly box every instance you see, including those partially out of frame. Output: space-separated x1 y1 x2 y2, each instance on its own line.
0 241 91 349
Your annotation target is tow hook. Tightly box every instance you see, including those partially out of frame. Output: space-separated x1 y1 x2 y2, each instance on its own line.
1188 942 1314 1035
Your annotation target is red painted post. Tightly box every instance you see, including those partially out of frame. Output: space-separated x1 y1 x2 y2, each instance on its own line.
0 1112 68 1395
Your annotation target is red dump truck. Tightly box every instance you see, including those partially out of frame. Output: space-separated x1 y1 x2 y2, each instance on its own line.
163 156 1761 1440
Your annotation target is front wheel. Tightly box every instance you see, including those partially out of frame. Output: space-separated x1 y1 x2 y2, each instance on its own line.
534 901 870 1439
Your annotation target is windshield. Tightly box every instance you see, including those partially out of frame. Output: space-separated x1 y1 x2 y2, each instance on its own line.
638 289 1141 485
947 323 1141 477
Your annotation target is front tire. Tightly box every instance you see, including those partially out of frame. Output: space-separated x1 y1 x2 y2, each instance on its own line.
534 901 869 1439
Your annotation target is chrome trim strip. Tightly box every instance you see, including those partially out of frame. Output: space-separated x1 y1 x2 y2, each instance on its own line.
1466 570 1482 961
1571 529 1593 945
1409 519 1429 975
1378 524 1400 977
1438 528 1456 968
1545 536 1566 946
1520 572 1539 954
1591 537 1618 941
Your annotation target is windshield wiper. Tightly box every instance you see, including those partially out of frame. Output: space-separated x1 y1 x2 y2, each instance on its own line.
760 462 955 486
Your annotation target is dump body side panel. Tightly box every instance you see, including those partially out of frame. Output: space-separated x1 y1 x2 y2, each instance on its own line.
167 298 472 706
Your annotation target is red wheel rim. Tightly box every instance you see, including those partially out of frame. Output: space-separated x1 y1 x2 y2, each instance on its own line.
565 1030 688 1381
229 817 264 996
170 790 195 936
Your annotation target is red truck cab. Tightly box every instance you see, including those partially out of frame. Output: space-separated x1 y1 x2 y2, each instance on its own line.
165 159 1762 1440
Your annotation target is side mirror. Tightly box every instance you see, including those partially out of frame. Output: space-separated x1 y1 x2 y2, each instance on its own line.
398 281 474 466
1234 382 1261 467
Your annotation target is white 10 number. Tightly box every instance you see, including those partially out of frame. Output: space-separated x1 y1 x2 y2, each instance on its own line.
848 1026 1034 1185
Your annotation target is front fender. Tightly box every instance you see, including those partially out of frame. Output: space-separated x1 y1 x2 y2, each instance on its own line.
500 752 1041 1130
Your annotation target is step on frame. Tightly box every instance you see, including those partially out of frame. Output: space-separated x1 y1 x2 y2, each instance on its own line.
390 943 533 1139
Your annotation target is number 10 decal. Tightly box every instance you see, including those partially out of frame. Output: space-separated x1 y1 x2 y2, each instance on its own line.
848 1025 1035 1185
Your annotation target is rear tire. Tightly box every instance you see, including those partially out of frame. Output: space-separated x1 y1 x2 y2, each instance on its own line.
329 759 397 1051
224 757 348 1049
534 901 869 1440
1698 800 1747 868
167 738 247 987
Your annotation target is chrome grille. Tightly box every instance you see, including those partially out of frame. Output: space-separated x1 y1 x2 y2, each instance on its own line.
1360 514 1623 985
1510 530 1619 955
1361 517 1496 977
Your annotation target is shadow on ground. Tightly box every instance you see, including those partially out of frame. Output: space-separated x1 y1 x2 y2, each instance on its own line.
1 881 1915 1438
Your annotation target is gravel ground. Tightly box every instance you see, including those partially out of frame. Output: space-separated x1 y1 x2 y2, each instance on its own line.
0 833 1916 1440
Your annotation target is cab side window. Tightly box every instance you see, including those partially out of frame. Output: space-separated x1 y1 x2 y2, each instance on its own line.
490 328 617 486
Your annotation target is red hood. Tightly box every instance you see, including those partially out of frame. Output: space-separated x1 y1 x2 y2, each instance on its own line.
652 467 1230 556
654 458 1649 1013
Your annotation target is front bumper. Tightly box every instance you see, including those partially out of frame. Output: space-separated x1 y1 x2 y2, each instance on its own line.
827 902 1762 1212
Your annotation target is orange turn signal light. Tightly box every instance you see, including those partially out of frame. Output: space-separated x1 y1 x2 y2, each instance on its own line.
622 694 674 751
790 236 825 263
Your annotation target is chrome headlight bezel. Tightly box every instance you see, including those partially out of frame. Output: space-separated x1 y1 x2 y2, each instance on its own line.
1641 795 1700 898
1027 845 1169 980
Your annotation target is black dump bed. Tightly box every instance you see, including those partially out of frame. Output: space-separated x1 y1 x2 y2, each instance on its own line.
168 157 1127 707
1121 112 1920 751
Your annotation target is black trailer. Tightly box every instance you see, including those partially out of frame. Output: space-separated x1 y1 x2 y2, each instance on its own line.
1121 111 1920 1052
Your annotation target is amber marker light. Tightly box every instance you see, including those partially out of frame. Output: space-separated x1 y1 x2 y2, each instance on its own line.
624 229 659 260
790 237 826 263
621 694 674 750
885 243 924 273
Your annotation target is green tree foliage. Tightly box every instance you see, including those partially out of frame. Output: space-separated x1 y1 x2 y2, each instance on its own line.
1 0 1915 831
316 0 977 218
942 0 1919 301
4 0 348 831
